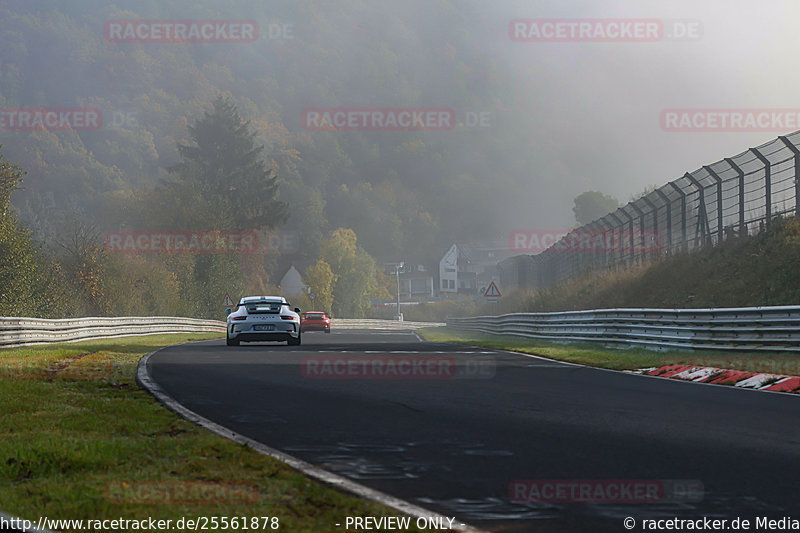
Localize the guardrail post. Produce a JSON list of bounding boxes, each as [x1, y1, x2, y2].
[[703, 165, 724, 244], [668, 182, 688, 251], [778, 135, 800, 219], [725, 157, 746, 236], [750, 147, 772, 226]]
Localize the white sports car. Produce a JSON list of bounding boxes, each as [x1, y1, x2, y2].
[[226, 296, 301, 346]]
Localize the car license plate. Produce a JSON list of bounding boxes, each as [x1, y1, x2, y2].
[[253, 325, 275, 331]]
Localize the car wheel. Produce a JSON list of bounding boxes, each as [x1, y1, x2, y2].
[[226, 333, 240, 346], [288, 331, 302, 346], [325, 328, 330, 333]]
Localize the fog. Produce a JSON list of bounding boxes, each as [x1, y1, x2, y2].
[[1, 0, 798, 272]]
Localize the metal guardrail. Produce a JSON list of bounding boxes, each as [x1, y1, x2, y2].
[[332, 319, 445, 330], [0, 317, 443, 348], [446, 305, 800, 351], [0, 316, 226, 348]]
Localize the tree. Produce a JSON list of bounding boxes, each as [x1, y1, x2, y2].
[[0, 146, 73, 317], [303, 260, 336, 314], [629, 185, 658, 203], [149, 96, 288, 318], [319, 228, 382, 318], [53, 219, 108, 315], [572, 191, 620, 226], [169, 95, 288, 230]]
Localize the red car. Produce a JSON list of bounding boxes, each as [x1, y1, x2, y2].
[[300, 311, 331, 333]]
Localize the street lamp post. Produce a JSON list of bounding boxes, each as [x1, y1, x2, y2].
[[394, 262, 404, 321]]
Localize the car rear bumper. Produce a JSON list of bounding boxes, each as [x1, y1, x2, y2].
[[229, 323, 299, 342], [232, 331, 299, 342], [300, 324, 330, 331]]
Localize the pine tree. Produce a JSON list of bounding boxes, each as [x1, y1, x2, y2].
[[170, 95, 288, 230]]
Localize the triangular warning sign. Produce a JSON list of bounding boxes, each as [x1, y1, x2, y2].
[[223, 293, 235, 307], [484, 281, 501, 299]]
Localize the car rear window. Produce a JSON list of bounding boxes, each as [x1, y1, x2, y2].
[[306, 313, 325, 319], [243, 301, 283, 313]]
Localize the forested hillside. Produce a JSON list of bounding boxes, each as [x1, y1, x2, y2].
[[0, 0, 536, 258], [0, 0, 552, 316]]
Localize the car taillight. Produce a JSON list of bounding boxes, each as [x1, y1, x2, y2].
[[232, 316, 247, 321], [280, 315, 294, 320]]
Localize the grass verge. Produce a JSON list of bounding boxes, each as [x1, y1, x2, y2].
[[417, 327, 800, 375], [0, 334, 428, 533]]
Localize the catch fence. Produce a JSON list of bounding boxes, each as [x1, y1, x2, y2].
[[508, 131, 800, 288]]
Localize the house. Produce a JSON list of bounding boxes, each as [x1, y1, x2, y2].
[[384, 262, 435, 299], [399, 263, 435, 298], [438, 240, 517, 295], [279, 265, 306, 296], [439, 245, 459, 293]]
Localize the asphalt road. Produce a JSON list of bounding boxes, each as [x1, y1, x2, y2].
[[147, 329, 800, 532]]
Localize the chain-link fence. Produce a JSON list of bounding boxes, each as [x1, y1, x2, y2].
[[503, 130, 800, 288]]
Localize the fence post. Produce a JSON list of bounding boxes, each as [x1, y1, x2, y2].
[[584, 222, 596, 270], [750, 147, 771, 226], [609, 212, 625, 268], [641, 195, 659, 258], [597, 217, 612, 269], [654, 188, 673, 253], [618, 208, 635, 266], [777, 135, 800, 219], [703, 165, 724, 244], [684, 172, 711, 246], [724, 157, 746, 236], [629, 202, 647, 263], [668, 182, 688, 251]]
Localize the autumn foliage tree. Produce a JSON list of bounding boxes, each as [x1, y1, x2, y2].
[[318, 228, 388, 318], [0, 147, 73, 317], [302, 260, 336, 314]]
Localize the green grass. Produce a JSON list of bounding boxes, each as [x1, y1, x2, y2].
[[0, 334, 428, 533], [418, 327, 800, 375], [497, 217, 800, 314]]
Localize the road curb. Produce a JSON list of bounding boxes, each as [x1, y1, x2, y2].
[[136, 341, 487, 533], [629, 364, 800, 394], [420, 328, 800, 398]]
